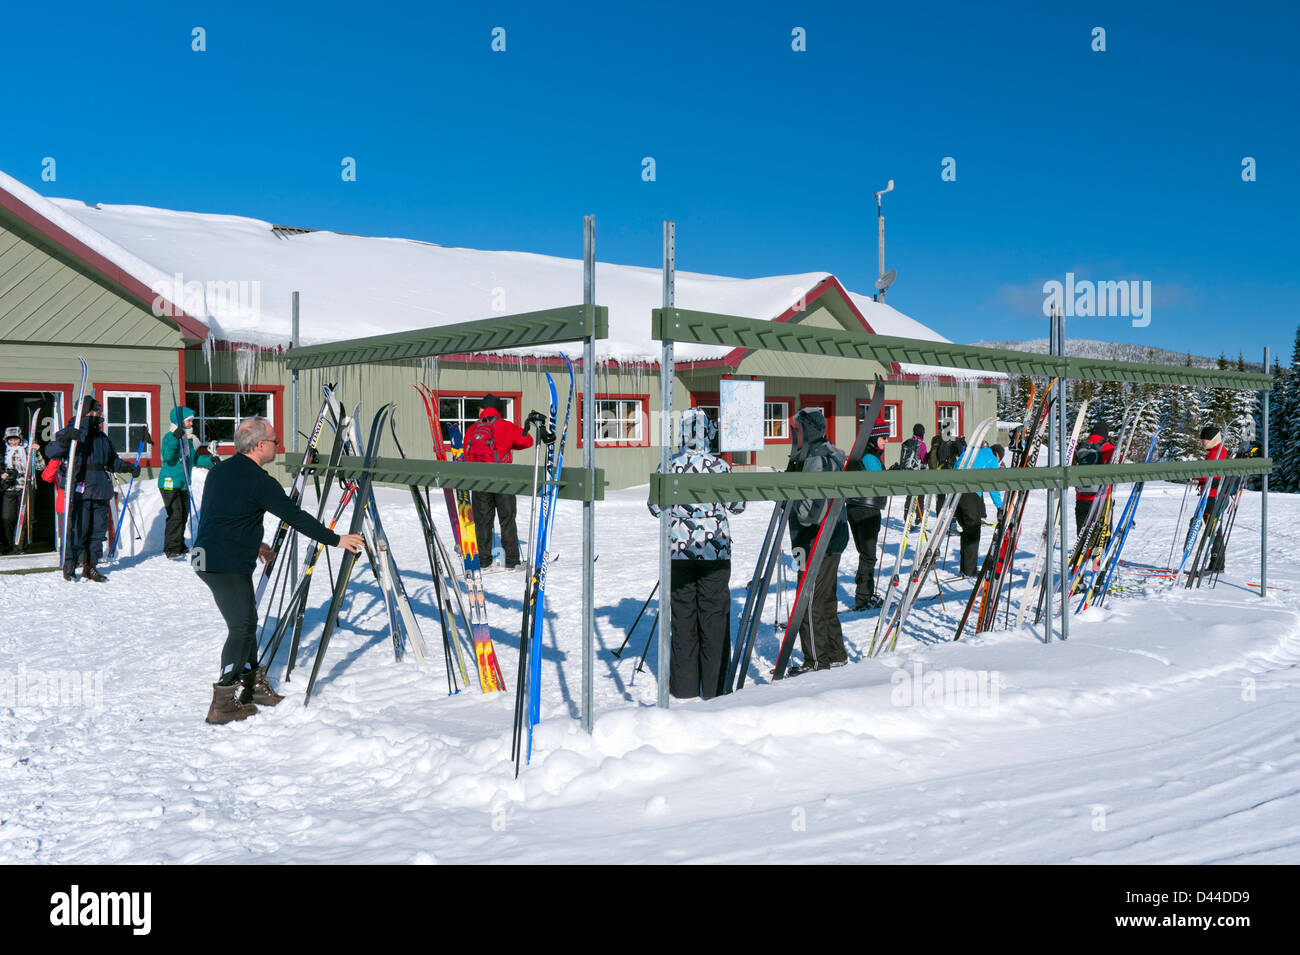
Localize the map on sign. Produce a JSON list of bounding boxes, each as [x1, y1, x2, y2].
[[720, 379, 764, 452]]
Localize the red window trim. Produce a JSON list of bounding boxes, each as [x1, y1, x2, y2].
[[578, 393, 651, 449], [859, 398, 903, 443], [93, 383, 164, 467], [935, 400, 965, 439], [764, 395, 794, 445], [184, 384, 286, 454], [798, 393, 836, 445]]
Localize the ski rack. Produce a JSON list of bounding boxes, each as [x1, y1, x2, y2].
[[649, 297, 1274, 686], [282, 254, 609, 735]]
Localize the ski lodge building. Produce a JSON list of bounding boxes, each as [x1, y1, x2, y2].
[[0, 168, 1001, 554]]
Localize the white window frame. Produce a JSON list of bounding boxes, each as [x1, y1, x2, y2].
[[187, 391, 272, 446], [437, 395, 516, 447], [882, 403, 899, 440], [595, 398, 643, 444], [764, 401, 790, 440], [102, 390, 151, 459]]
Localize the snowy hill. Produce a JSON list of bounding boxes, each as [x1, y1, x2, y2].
[[974, 338, 1265, 372], [2, 477, 1294, 863]]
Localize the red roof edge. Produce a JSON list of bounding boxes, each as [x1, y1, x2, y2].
[[0, 180, 209, 342]]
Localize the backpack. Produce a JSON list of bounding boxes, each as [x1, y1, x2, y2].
[[899, 436, 922, 470], [1074, 443, 1102, 467], [463, 417, 501, 463]]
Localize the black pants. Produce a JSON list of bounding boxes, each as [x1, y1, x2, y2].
[[955, 494, 984, 575], [1, 488, 19, 551], [472, 491, 520, 568], [162, 488, 190, 555], [669, 559, 731, 699], [846, 503, 882, 605], [797, 551, 846, 666], [1076, 496, 1113, 554], [65, 496, 110, 568], [198, 571, 258, 684]]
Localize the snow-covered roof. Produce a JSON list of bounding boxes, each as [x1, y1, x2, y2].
[[0, 169, 993, 378]]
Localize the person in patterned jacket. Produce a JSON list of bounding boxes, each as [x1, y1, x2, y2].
[[647, 408, 745, 699], [2, 426, 44, 554]]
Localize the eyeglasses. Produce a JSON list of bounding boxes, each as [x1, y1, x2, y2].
[[260, 436, 278, 446]]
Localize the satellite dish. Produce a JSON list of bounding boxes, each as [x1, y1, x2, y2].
[[875, 269, 897, 293]]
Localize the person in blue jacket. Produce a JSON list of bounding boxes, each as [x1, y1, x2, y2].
[[846, 413, 891, 610], [955, 440, 1003, 576]]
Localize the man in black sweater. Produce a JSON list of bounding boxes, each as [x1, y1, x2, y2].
[[193, 416, 363, 725]]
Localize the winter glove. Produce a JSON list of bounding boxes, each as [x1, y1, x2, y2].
[[539, 425, 556, 444], [525, 410, 548, 430], [786, 459, 803, 473], [130, 462, 141, 478], [846, 457, 865, 472]]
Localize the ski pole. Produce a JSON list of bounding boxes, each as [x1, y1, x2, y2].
[[612, 581, 659, 659], [874, 496, 893, 591], [1166, 481, 1193, 571], [634, 616, 660, 674]]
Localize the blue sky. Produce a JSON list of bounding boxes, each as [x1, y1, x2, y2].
[[2, 0, 1296, 362]]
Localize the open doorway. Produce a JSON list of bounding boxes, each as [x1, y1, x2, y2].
[[0, 388, 61, 561]]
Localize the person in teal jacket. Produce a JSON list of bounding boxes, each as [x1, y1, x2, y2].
[[159, 406, 217, 557]]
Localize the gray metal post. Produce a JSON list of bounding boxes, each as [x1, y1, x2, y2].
[[1262, 346, 1269, 598], [581, 216, 596, 732], [289, 292, 300, 588], [1043, 310, 1055, 642], [658, 222, 675, 708], [1057, 309, 1069, 641]]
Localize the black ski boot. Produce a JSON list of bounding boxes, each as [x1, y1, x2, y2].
[[62, 563, 78, 581], [82, 562, 107, 583], [853, 592, 884, 611]]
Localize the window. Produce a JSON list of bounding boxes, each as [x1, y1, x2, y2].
[[764, 400, 791, 441], [436, 394, 516, 447], [103, 391, 151, 457], [187, 391, 270, 444], [578, 394, 649, 448], [858, 399, 902, 441], [597, 398, 642, 443], [936, 401, 964, 439]]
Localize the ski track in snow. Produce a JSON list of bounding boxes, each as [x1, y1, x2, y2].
[[1, 481, 1298, 864]]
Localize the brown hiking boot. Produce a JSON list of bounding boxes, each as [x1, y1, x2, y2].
[[206, 682, 259, 725], [82, 562, 107, 582], [242, 666, 284, 706]]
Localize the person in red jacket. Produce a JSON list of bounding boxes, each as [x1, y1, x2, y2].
[[463, 394, 535, 572], [1073, 423, 1116, 534], [1195, 424, 1231, 574]]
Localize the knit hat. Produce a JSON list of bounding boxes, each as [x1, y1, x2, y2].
[[81, 396, 102, 415], [870, 414, 890, 441], [1200, 425, 1221, 442], [1091, 423, 1109, 441], [912, 423, 925, 437], [679, 407, 715, 452], [4, 426, 20, 441], [480, 394, 502, 413], [991, 443, 1005, 461]]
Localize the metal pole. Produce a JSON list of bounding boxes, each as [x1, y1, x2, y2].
[[1058, 309, 1069, 641], [581, 216, 596, 732], [1261, 346, 1269, 598], [1044, 309, 1055, 642], [289, 292, 300, 590], [658, 222, 675, 708]]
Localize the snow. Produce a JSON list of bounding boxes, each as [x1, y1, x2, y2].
[[0, 169, 990, 377], [2, 473, 1295, 863]]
